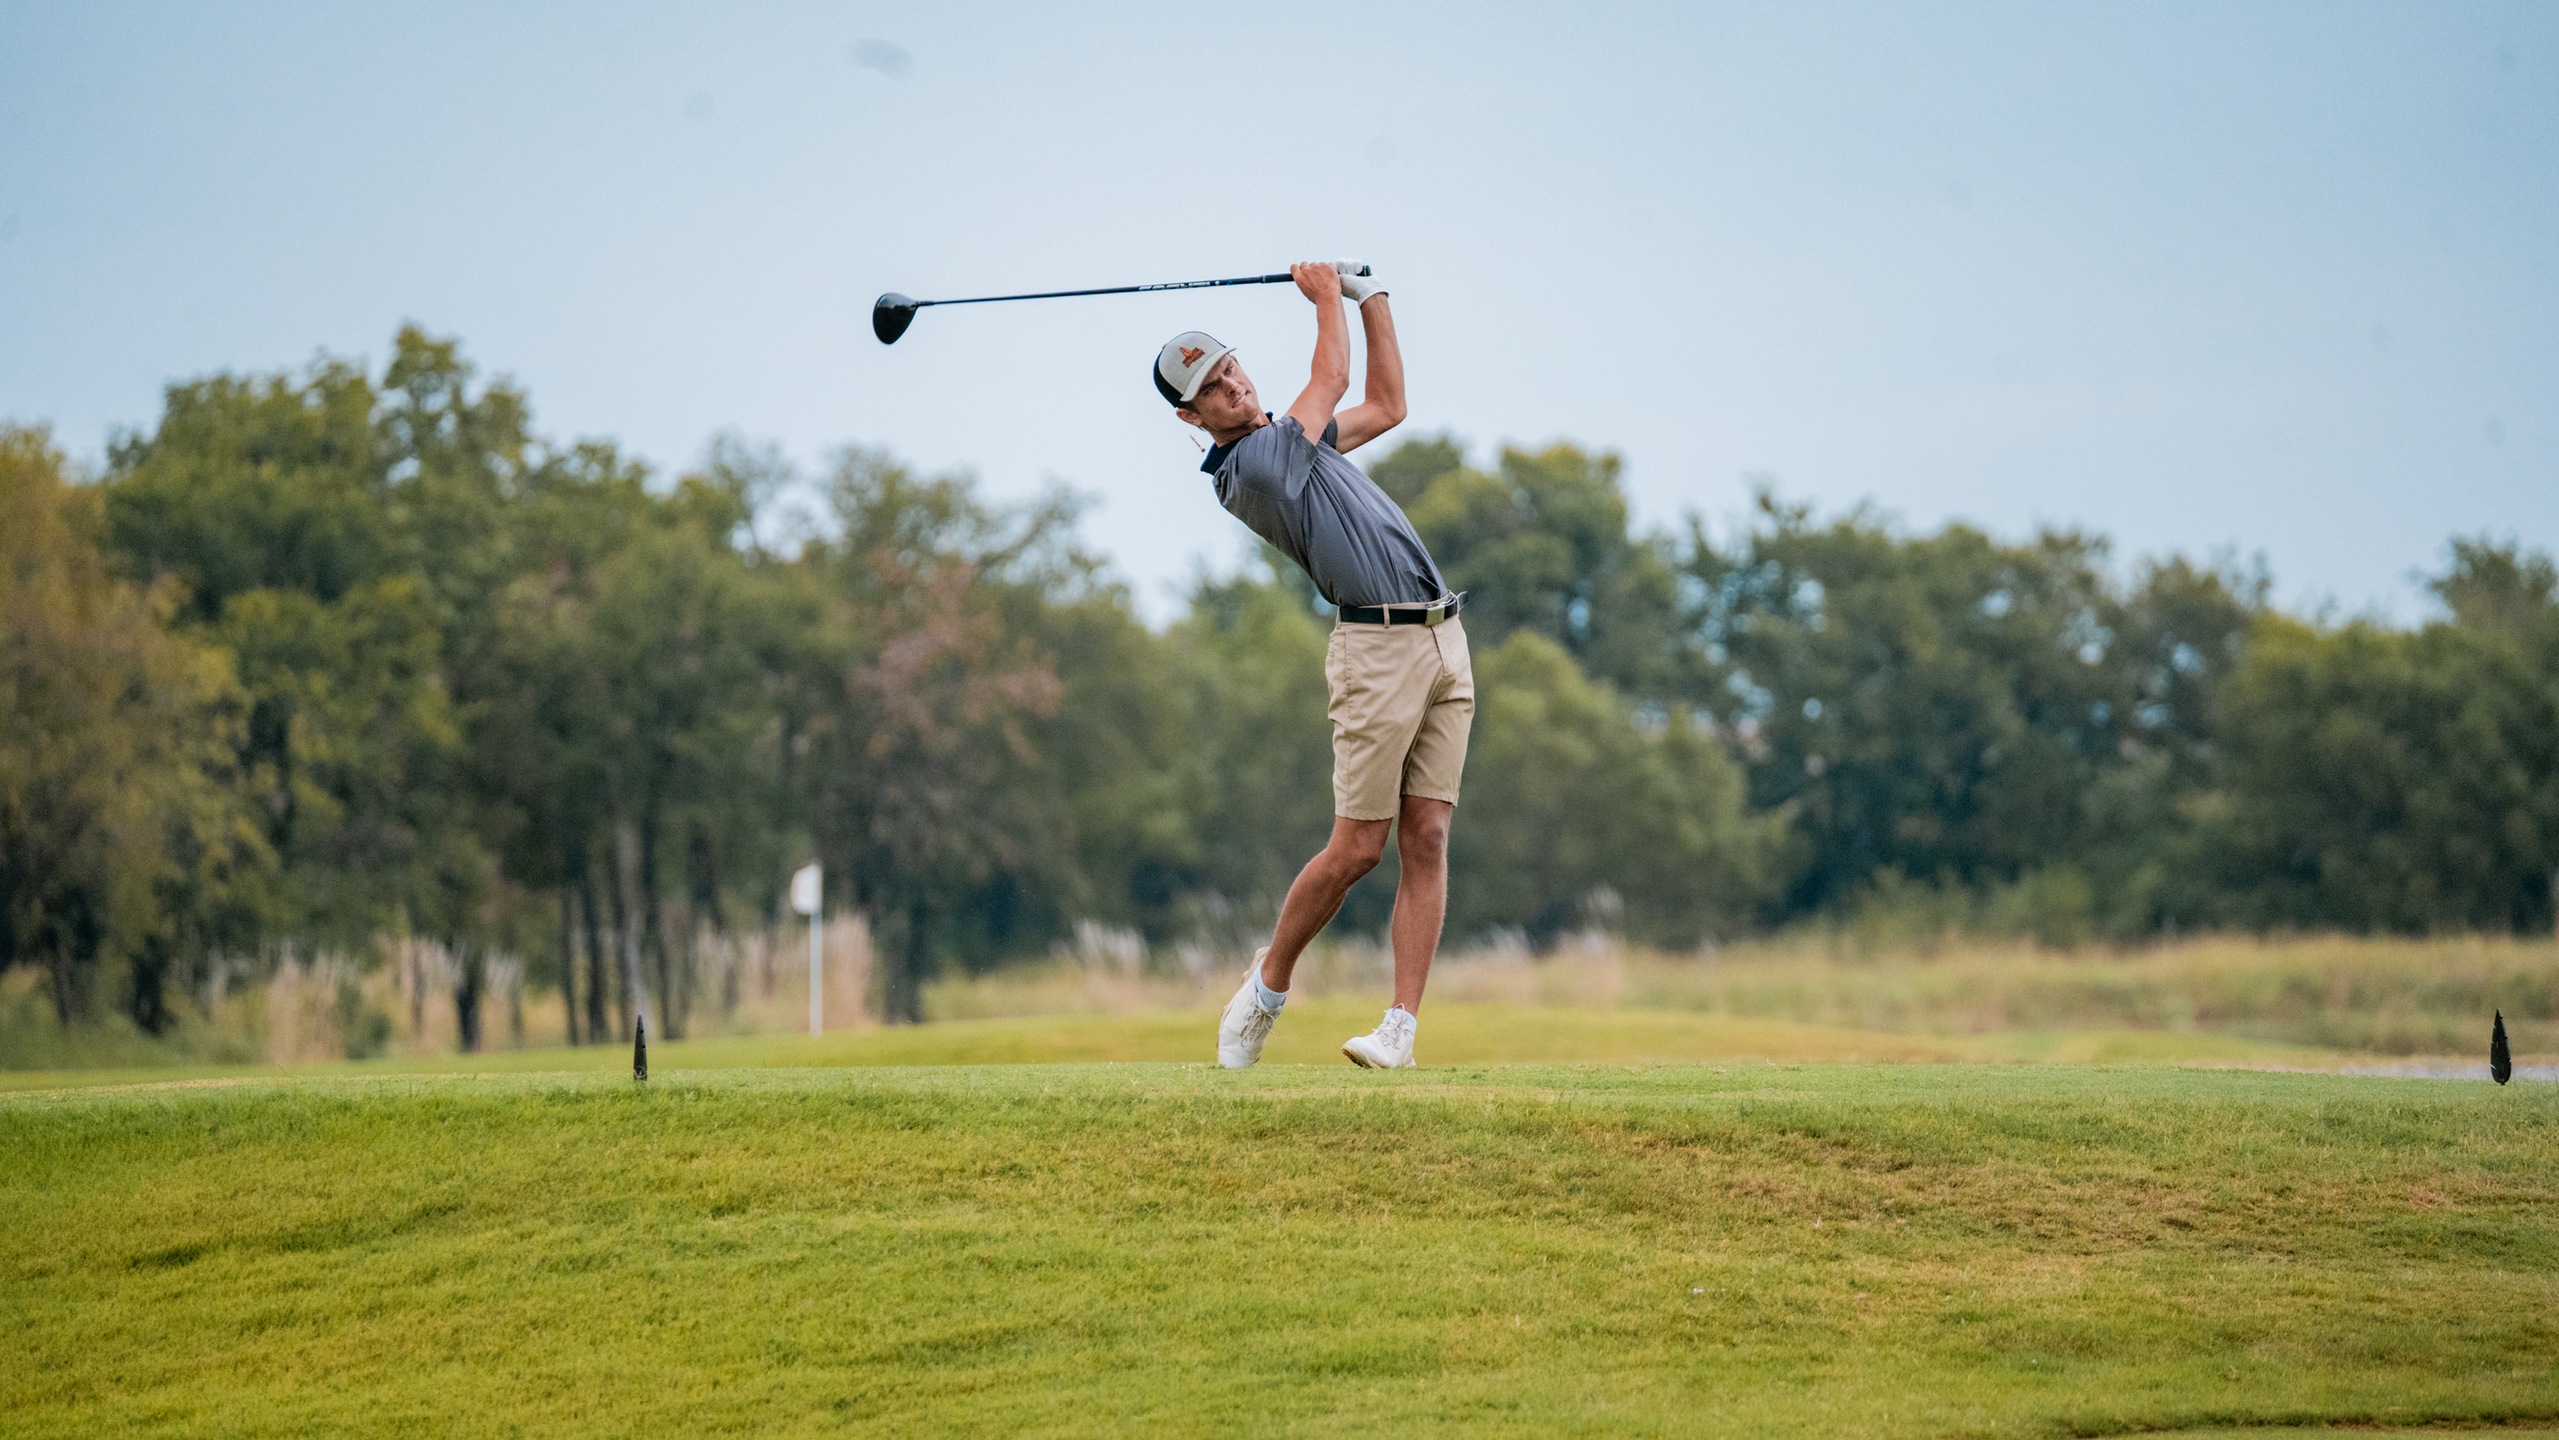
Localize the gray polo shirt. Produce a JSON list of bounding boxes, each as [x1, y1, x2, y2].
[[1203, 414, 1450, 608]]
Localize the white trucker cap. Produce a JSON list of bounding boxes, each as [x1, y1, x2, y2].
[[1153, 331, 1235, 407]]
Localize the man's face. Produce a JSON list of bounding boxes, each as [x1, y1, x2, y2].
[[1178, 354, 1260, 435]]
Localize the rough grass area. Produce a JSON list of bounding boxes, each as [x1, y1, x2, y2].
[[1611, 935, 2559, 1057], [0, 998, 2362, 1094], [11, 934, 2551, 1079], [928, 935, 2559, 1062], [5, 1063, 2554, 1437]]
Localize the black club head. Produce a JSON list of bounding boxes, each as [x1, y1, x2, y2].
[[873, 294, 920, 345]]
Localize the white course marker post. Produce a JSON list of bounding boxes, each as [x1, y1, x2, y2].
[[791, 863, 823, 1036]]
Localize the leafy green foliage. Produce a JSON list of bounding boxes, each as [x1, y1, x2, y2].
[[1687, 494, 2266, 933], [1158, 564, 1338, 928], [101, 361, 395, 621], [2207, 607, 2559, 932], [1455, 631, 1775, 943], [797, 449, 1093, 1018], [0, 428, 261, 1027], [1386, 435, 1697, 699], [7, 332, 2556, 1050]]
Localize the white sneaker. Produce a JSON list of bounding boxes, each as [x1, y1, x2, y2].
[[1342, 1007, 1418, 1069], [1216, 950, 1282, 1069]]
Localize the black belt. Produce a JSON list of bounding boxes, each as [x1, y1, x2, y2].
[[1337, 593, 1463, 627]]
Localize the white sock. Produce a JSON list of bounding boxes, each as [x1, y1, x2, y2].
[[1254, 971, 1288, 1012]]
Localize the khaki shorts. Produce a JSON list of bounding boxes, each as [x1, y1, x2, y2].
[[1324, 615, 1475, 821]]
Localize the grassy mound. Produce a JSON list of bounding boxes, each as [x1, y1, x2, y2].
[[6, 1062, 2555, 1437]]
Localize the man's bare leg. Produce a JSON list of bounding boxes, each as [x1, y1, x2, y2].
[[1258, 817, 1390, 991], [1387, 795, 1453, 1013]]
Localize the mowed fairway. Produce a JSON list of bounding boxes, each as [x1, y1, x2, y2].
[[5, 1062, 2556, 1438]]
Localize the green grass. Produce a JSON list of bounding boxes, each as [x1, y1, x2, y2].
[[6, 1060, 2555, 1437], [0, 998, 2365, 1094], [15, 933, 2551, 1080], [1616, 934, 2559, 1058]]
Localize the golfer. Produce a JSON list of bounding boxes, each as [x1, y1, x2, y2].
[[1156, 260, 1472, 1070]]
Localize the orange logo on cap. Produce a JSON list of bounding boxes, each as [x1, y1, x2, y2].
[[1180, 346, 1205, 366]]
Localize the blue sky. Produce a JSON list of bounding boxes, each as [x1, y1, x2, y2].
[[3, 1, 2551, 621]]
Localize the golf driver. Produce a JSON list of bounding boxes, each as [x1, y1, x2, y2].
[[872, 265, 1369, 344]]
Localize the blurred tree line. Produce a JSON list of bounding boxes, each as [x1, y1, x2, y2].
[[5, 330, 2554, 1041]]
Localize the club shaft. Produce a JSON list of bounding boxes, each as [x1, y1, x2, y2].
[[916, 273, 1294, 308]]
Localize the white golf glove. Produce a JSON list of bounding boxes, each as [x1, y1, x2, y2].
[[1333, 258, 1387, 305]]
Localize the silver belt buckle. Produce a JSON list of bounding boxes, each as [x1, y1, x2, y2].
[[1424, 598, 1450, 627]]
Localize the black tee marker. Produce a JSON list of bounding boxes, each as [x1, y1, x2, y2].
[[2490, 1010, 2511, 1086], [634, 1014, 649, 1082]]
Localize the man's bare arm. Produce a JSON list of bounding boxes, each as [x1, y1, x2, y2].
[[1284, 260, 1350, 437], [1331, 295, 1406, 453]]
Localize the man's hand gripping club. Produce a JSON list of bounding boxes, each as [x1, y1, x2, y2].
[[1284, 259, 1406, 455]]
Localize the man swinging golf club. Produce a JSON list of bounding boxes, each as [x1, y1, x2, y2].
[[1158, 260, 1472, 1070]]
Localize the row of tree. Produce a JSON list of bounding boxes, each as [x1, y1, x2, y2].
[[5, 329, 2554, 1041]]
